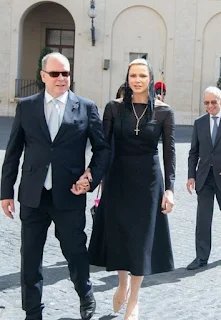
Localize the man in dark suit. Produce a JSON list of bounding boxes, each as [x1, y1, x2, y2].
[[0, 52, 110, 319], [186, 86, 221, 270]]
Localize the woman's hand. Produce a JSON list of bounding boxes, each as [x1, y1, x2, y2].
[[161, 190, 174, 214]]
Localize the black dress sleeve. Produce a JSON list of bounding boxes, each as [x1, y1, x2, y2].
[[161, 108, 176, 192], [87, 101, 111, 191], [103, 101, 114, 144]]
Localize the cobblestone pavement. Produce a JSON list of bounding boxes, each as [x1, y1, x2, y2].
[[0, 118, 221, 320]]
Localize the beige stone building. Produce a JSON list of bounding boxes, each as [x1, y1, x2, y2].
[[1, 0, 221, 124]]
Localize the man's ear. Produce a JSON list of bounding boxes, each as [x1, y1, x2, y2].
[[40, 70, 46, 83]]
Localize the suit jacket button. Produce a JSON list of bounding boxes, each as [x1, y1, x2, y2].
[[46, 165, 49, 169]]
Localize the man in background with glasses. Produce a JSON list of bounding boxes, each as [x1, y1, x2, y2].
[[186, 86, 221, 270], [0, 52, 110, 319]]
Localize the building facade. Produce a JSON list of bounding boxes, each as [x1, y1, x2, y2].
[[1, 0, 221, 124]]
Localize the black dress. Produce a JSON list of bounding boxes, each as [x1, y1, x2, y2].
[[88, 100, 175, 276]]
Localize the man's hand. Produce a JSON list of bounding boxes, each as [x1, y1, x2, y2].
[[70, 168, 93, 195], [1, 199, 15, 219], [186, 178, 195, 194], [161, 190, 174, 214]]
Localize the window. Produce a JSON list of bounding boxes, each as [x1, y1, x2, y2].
[[46, 29, 75, 89], [46, 29, 75, 49], [129, 53, 148, 62]]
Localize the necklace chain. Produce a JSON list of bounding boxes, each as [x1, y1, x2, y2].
[[131, 102, 148, 135]]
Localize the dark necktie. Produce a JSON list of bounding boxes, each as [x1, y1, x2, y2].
[[211, 116, 218, 146]]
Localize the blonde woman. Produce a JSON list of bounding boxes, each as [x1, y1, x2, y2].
[[82, 59, 175, 319]]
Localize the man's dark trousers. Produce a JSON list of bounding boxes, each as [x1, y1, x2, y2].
[[196, 168, 221, 262], [21, 188, 91, 319]]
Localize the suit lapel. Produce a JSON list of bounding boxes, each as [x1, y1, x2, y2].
[[35, 91, 51, 142], [62, 91, 79, 124], [214, 118, 221, 147], [54, 90, 80, 141], [201, 114, 213, 148], [203, 113, 221, 148]]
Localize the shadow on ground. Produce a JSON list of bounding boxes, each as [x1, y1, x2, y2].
[[91, 259, 221, 292], [58, 318, 80, 320], [1, 259, 221, 293], [57, 315, 117, 320]]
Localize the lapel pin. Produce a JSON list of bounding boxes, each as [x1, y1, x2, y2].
[[72, 104, 79, 112]]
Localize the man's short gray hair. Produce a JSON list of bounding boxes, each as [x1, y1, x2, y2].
[[41, 52, 70, 70], [204, 86, 221, 100]]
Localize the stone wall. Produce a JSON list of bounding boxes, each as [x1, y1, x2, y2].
[[1, 0, 221, 123]]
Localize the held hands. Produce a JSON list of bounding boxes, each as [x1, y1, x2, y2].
[[186, 178, 195, 194], [70, 168, 93, 195], [1, 199, 15, 219], [161, 190, 174, 214]]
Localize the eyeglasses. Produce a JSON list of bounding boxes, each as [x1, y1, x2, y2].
[[42, 70, 71, 78], [203, 100, 218, 106]]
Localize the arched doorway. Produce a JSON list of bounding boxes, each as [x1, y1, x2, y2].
[[201, 13, 221, 113], [110, 6, 167, 100], [16, 2, 75, 97]]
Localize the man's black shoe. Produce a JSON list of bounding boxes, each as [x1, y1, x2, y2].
[[80, 293, 96, 320], [186, 258, 207, 270]]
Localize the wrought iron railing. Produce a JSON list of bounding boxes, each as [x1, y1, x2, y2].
[[15, 79, 40, 97]]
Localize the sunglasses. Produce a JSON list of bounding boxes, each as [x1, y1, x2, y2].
[[42, 70, 71, 78], [203, 100, 218, 106]]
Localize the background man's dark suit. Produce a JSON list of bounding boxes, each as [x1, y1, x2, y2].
[[0, 90, 110, 318], [187, 94, 221, 270]]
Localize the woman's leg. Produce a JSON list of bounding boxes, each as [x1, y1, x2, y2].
[[124, 275, 143, 320], [113, 270, 130, 312]]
